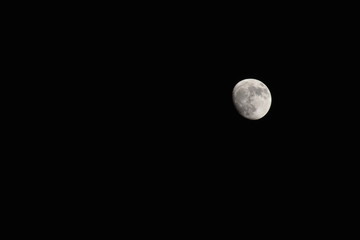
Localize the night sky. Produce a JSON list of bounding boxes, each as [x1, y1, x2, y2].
[[6, 2, 359, 235], [79, 3, 359, 185]]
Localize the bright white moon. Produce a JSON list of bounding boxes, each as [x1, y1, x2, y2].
[[232, 78, 272, 120]]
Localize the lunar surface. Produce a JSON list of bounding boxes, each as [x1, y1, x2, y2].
[[232, 78, 272, 120]]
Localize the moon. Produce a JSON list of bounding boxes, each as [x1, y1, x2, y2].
[[232, 78, 272, 120]]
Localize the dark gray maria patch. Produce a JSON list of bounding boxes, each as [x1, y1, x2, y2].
[[238, 102, 256, 117], [248, 86, 264, 97], [235, 89, 248, 102]]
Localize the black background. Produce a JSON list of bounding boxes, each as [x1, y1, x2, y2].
[[68, 3, 359, 219], [105, 4, 359, 230], [57, 3, 358, 196], [8, 2, 358, 232], [96, 4, 358, 170]]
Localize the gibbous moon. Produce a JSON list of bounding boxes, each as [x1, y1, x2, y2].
[[232, 78, 272, 120]]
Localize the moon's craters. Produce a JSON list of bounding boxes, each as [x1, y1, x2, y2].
[[232, 79, 272, 120], [248, 85, 269, 99], [235, 88, 249, 102], [249, 86, 263, 96]]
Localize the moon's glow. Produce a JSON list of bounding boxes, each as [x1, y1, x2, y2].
[[232, 79, 272, 120]]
